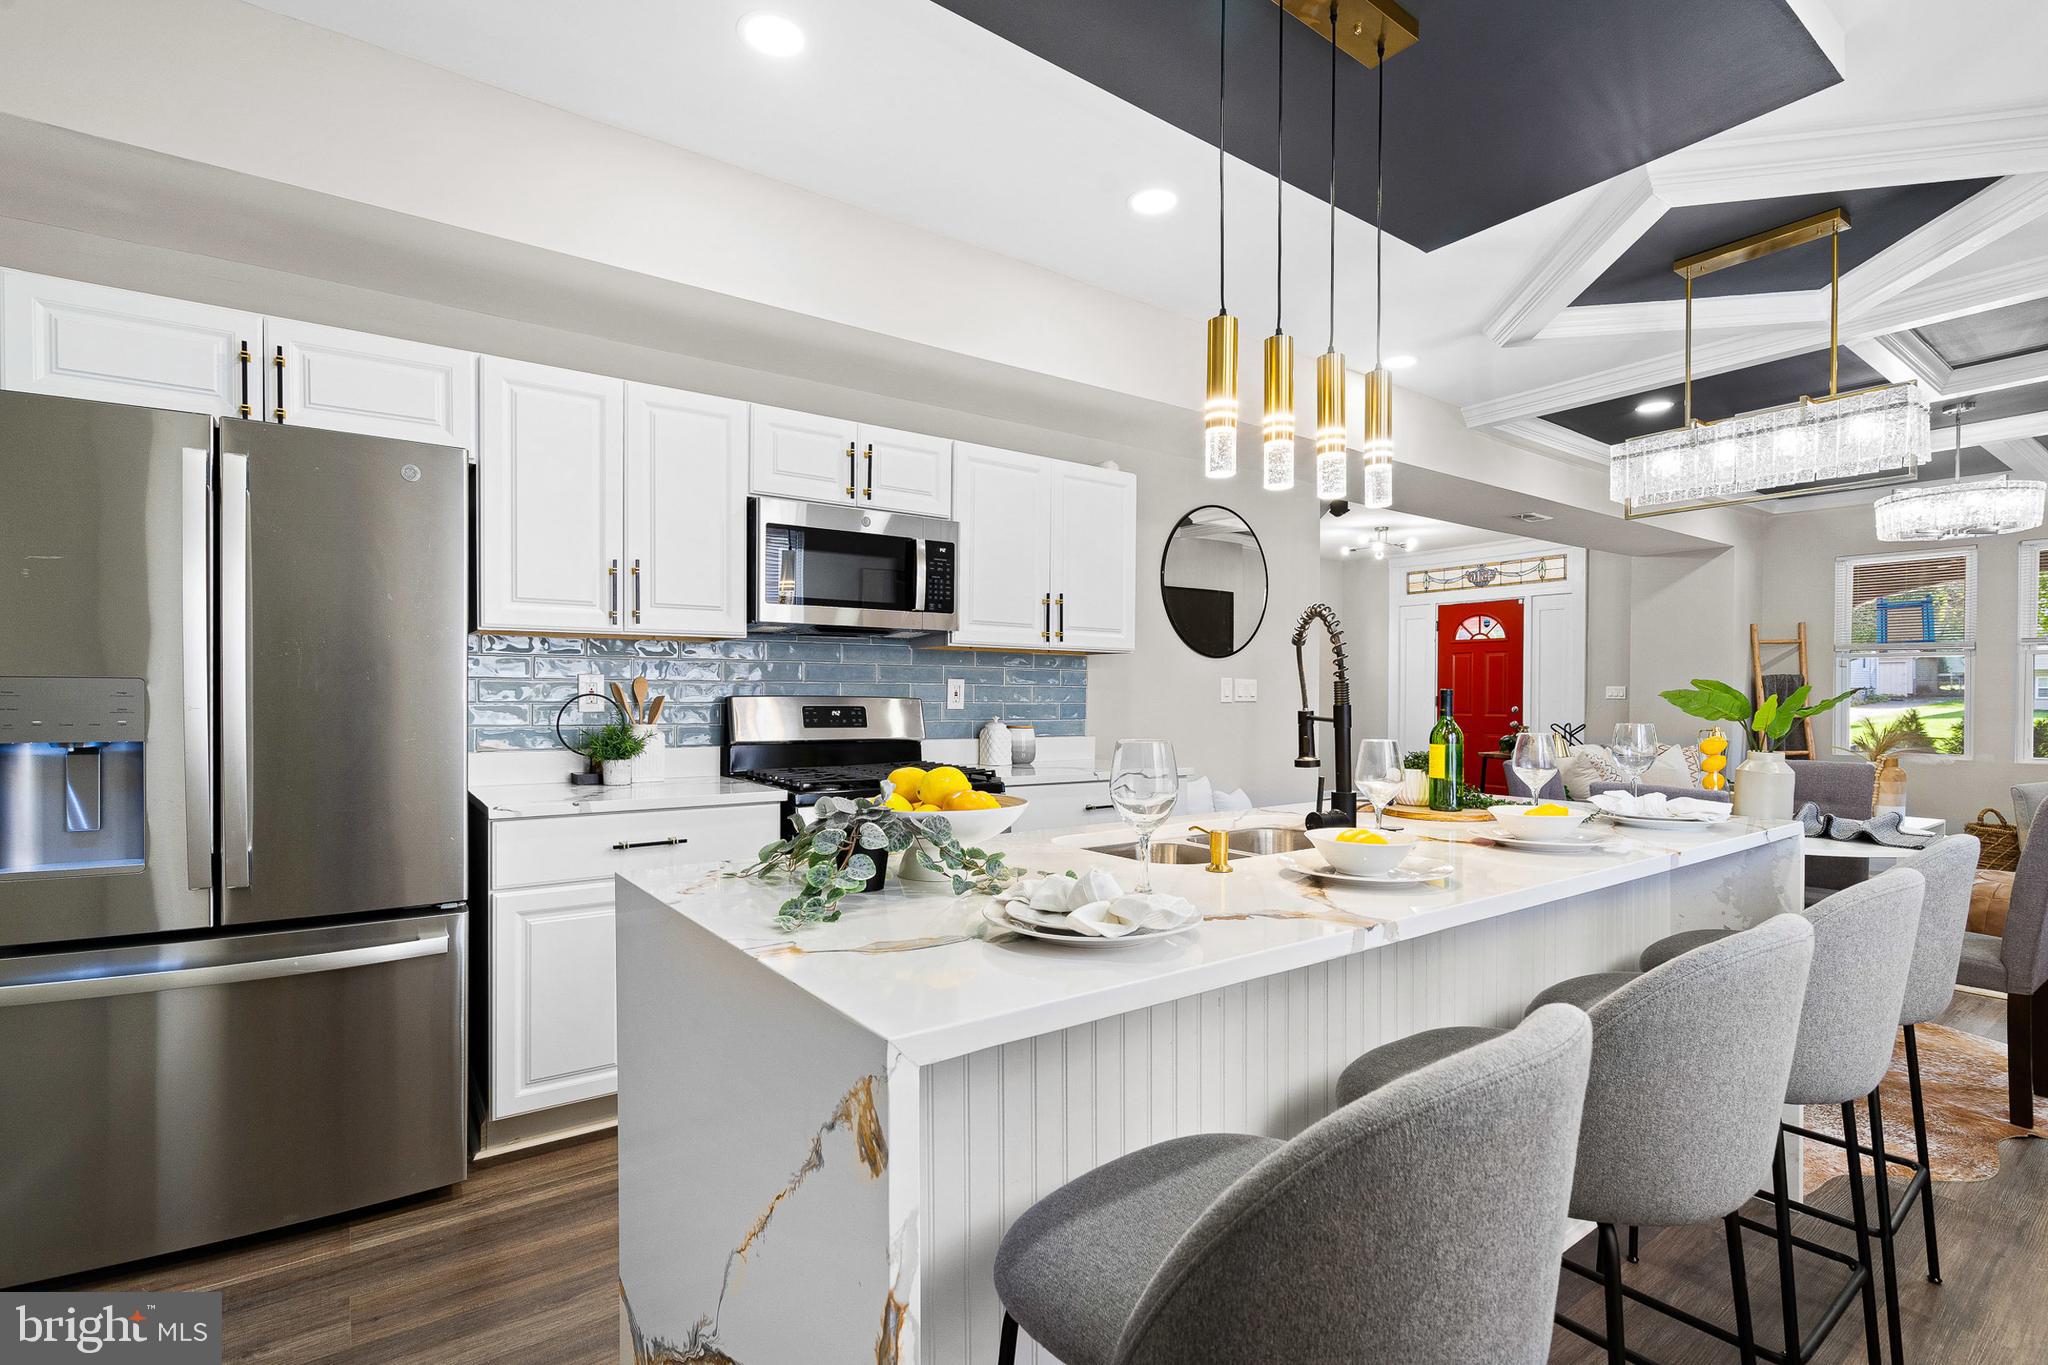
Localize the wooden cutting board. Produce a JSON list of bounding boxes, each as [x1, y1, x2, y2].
[[1384, 802, 1497, 823]]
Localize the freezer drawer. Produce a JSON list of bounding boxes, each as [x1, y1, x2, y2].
[[0, 911, 467, 1286]]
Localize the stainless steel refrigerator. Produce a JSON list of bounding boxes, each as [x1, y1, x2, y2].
[[0, 391, 469, 1285]]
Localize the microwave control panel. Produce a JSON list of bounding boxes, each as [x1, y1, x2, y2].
[[924, 542, 955, 613]]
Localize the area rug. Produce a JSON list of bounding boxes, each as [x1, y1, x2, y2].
[[1802, 1023, 2039, 1190]]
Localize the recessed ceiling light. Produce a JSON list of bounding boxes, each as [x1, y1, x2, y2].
[[1128, 187, 1179, 216], [1635, 396, 1675, 416], [740, 13, 805, 57], [1382, 355, 1417, 371]]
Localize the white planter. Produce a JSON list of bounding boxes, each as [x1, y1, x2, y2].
[[602, 759, 636, 786], [1732, 751, 1795, 822], [1399, 770, 1429, 805], [632, 724, 665, 783]]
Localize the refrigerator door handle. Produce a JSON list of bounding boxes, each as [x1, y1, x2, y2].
[[182, 445, 213, 890], [0, 929, 448, 1008], [220, 449, 253, 891]]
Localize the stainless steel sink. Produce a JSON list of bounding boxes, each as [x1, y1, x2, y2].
[[1222, 827, 1314, 855], [1089, 841, 1213, 864]]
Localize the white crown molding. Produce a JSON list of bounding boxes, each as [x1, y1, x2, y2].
[[1536, 290, 1818, 340], [1845, 334, 1929, 388], [1460, 325, 1825, 429], [1841, 172, 2048, 314], [1849, 255, 2048, 337], [1784, 0, 1847, 74], [1869, 329, 1954, 393], [1963, 409, 2048, 444], [1649, 105, 2048, 204], [1488, 417, 1613, 467], [1944, 347, 2048, 400], [1482, 170, 1667, 347], [1984, 436, 2048, 482]]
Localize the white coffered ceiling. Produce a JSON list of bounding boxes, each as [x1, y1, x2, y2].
[[210, 0, 2048, 478]]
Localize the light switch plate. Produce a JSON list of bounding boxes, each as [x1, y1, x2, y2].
[[580, 673, 604, 712], [947, 678, 966, 711], [1234, 678, 1258, 702], [1605, 685, 1627, 700], [1219, 678, 1235, 704]]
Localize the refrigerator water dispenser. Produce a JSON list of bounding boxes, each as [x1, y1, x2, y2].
[[0, 677, 146, 877]]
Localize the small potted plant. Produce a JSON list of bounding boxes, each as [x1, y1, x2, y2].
[[734, 796, 1018, 930], [1845, 713, 1934, 815], [1658, 679, 1859, 820], [582, 721, 648, 786]]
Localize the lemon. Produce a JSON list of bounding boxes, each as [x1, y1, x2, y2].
[[1527, 803, 1572, 816], [1698, 735, 1729, 755], [913, 802, 941, 813], [1334, 829, 1387, 845], [919, 766, 971, 806], [943, 789, 998, 812], [1701, 755, 1727, 773], [882, 793, 912, 812], [886, 767, 927, 803]]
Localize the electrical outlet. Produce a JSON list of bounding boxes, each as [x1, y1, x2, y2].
[[1234, 678, 1258, 702], [580, 673, 604, 712], [1605, 685, 1627, 701], [946, 677, 966, 711], [1219, 677, 1235, 704]]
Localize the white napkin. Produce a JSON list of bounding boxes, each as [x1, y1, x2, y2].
[[1214, 787, 1254, 812], [998, 871, 1200, 938], [1589, 791, 1730, 823]]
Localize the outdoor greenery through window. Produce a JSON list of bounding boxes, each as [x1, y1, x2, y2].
[[2023, 540, 2048, 759], [1834, 549, 1974, 758]]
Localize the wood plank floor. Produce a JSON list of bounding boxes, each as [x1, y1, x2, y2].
[[54, 990, 2045, 1363]]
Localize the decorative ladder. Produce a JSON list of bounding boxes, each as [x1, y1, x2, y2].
[[1750, 622, 1814, 758]]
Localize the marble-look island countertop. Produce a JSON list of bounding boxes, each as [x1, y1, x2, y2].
[[631, 807, 1804, 1066]]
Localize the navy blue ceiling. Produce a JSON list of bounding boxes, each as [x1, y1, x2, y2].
[[1575, 181, 1996, 306], [926, 0, 1839, 251], [1544, 349, 1885, 447], [1949, 379, 2048, 425]]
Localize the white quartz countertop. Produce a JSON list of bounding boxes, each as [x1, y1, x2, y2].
[[470, 774, 782, 820], [992, 764, 1106, 787], [625, 807, 1803, 1065]]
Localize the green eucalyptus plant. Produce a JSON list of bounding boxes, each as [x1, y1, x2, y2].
[[734, 795, 1019, 930], [1658, 678, 1861, 753], [581, 721, 647, 764]]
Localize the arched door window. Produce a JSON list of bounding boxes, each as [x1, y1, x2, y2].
[[1454, 614, 1505, 641]]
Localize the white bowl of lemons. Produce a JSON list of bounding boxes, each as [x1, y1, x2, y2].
[[1304, 825, 1419, 876], [881, 767, 1028, 872], [1488, 801, 1593, 840]]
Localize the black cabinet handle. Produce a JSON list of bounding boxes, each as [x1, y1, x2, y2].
[[237, 341, 252, 418], [1056, 593, 1065, 642], [1041, 594, 1051, 642], [612, 836, 690, 851], [272, 345, 286, 422], [1082, 802, 1114, 812], [864, 443, 874, 500]]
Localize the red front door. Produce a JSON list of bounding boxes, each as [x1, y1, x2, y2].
[[1437, 599, 1524, 789]]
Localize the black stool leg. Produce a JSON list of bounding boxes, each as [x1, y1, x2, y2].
[[998, 1311, 1018, 1365], [1868, 1088, 1906, 1365], [1770, 1139, 1803, 1362], [1628, 1224, 1639, 1264], [1842, 1102, 1883, 1365], [1725, 1212, 1759, 1365], [1598, 1223, 1626, 1365], [1903, 1024, 1941, 1285]]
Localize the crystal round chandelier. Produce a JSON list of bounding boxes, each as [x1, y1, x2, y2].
[[1874, 400, 2046, 541]]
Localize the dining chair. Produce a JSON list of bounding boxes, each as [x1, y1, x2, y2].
[[1958, 804, 2048, 1127]]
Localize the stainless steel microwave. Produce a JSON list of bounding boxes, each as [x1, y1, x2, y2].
[[749, 496, 959, 636]]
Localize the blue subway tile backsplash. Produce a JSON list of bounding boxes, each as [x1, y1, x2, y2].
[[466, 634, 1087, 752]]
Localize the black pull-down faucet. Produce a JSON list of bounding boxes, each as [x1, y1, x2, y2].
[[1291, 603, 1357, 828]]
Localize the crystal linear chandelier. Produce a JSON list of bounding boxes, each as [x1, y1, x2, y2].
[[1609, 209, 1931, 517], [1875, 400, 2046, 541]]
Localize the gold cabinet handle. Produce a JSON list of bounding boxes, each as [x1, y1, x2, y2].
[[608, 559, 620, 623], [846, 443, 858, 498]]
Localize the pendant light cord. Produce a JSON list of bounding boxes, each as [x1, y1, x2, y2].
[[1374, 33, 1385, 367], [1327, 4, 1338, 352], [1217, 0, 1226, 315], [1274, 0, 1284, 337]]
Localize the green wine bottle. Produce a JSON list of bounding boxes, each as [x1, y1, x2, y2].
[[1427, 687, 1464, 811]]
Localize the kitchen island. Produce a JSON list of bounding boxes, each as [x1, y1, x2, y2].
[[616, 809, 1803, 1365]]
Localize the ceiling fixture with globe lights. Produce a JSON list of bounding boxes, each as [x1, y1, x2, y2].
[[1356, 524, 1419, 559], [1608, 209, 1931, 518], [1874, 400, 2046, 542]]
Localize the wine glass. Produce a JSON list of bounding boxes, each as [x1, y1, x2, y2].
[[1610, 723, 1660, 798], [1354, 738, 1404, 830], [1509, 730, 1566, 803], [1110, 739, 1179, 893]]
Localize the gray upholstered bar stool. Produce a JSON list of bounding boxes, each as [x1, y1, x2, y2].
[[1639, 868, 1926, 1365], [991, 1006, 1594, 1365], [1338, 915, 1817, 1365]]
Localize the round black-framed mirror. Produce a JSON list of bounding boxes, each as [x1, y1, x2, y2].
[[1160, 505, 1268, 659]]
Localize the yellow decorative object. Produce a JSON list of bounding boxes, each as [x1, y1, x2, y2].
[[882, 793, 913, 812], [1698, 728, 1729, 791], [943, 789, 999, 812], [913, 803, 941, 813], [886, 766, 927, 802], [1334, 829, 1389, 844], [1526, 803, 1572, 817], [919, 766, 970, 806]]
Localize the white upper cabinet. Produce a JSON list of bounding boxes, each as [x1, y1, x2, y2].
[[951, 443, 1057, 649], [750, 404, 951, 515], [624, 382, 748, 637], [1, 270, 260, 417], [749, 404, 859, 504], [476, 356, 625, 635], [1050, 463, 1137, 652], [264, 317, 476, 449], [858, 422, 952, 516]]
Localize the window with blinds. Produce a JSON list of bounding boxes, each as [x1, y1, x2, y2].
[[2023, 540, 2048, 643], [1835, 550, 1974, 649]]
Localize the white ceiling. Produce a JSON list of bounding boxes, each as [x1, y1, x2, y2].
[[1318, 507, 1506, 561], [243, 0, 2048, 460]]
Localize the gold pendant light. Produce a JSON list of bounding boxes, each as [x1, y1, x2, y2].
[[1262, 0, 1296, 491], [1203, 0, 1239, 479], [1359, 30, 1394, 508], [1314, 4, 1347, 500]]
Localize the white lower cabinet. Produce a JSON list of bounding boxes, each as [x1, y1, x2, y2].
[[481, 799, 778, 1123], [1006, 781, 1118, 833]]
